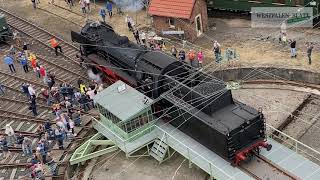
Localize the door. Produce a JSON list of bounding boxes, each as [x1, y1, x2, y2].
[[195, 14, 203, 36]]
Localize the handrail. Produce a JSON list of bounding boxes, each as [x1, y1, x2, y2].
[[266, 123, 320, 163], [154, 125, 235, 180], [93, 118, 234, 179]]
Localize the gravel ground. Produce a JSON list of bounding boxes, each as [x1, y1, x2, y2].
[[232, 88, 308, 128], [90, 150, 207, 180]]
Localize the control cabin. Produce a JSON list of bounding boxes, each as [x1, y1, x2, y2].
[[94, 80, 155, 142]]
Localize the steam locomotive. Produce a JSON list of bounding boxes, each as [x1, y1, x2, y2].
[[71, 21, 272, 164]]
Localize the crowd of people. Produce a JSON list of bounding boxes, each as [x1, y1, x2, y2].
[[1, 32, 107, 179]]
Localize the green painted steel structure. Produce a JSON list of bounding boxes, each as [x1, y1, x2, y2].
[[70, 133, 118, 165]]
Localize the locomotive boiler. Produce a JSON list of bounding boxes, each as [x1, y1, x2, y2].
[[71, 21, 272, 164]]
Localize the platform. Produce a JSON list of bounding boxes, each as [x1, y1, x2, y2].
[[260, 139, 320, 179], [93, 117, 320, 179]]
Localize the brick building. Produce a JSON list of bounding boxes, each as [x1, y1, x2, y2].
[[148, 0, 208, 42]]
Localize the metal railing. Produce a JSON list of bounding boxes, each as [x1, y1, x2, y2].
[[155, 125, 236, 180], [266, 123, 320, 164]]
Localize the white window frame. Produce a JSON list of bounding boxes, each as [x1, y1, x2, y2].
[[168, 18, 175, 28], [195, 14, 203, 37]]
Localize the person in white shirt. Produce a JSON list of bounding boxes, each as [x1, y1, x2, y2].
[[28, 85, 36, 97]]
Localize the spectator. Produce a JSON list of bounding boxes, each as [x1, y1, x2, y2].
[[73, 110, 81, 126], [32, 162, 45, 180], [28, 85, 36, 97], [22, 42, 30, 57], [15, 133, 24, 147], [20, 55, 29, 73], [79, 94, 90, 111], [106, 1, 113, 18], [67, 0, 74, 9], [44, 120, 52, 132], [39, 65, 46, 79], [31, 0, 37, 9], [79, 82, 87, 94], [99, 8, 106, 22], [46, 153, 58, 176], [12, 30, 21, 47], [85, 0, 90, 12], [213, 41, 221, 63], [8, 45, 16, 56], [0, 82, 5, 96], [30, 95, 38, 116], [80, 0, 86, 14], [125, 15, 134, 32], [29, 53, 38, 73], [55, 127, 64, 150], [290, 39, 296, 58], [38, 141, 47, 164], [171, 45, 177, 57], [134, 29, 140, 44], [178, 50, 186, 62], [35, 65, 41, 78], [74, 90, 81, 104], [140, 31, 146, 45], [188, 49, 196, 67], [5, 124, 16, 146], [306, 43, 313, 65], [49, 37, 63, 56], [47, 72, 56, 89], [41, 88, 52, 106], [86, 87, 96, 100], [4, 55, 16, 73], [36, 124, 45, 140], [0, 136, 10, 160], [22, 136, 33, 157], [21, 83, 30, 99], [69, 119, 76, 136], [197, 50, 204, 69]]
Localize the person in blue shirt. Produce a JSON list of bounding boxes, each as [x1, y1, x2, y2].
[[99, 8, 106, 22], [4, 55, 15, 73], [106, 1, 113, 18], [20, 55, 29, 73]]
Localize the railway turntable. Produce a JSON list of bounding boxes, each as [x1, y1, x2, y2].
[[71, 80, 320, 179]]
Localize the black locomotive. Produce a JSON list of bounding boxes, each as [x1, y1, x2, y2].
[[71, 21, 272, 164]]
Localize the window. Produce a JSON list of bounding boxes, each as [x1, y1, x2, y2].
[[168, 18, 175, 28]]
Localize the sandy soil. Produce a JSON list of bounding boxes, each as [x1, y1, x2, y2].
[[1, 0, 319, 74], [232, 88, 308, 128], [195, 18, 320, 72]]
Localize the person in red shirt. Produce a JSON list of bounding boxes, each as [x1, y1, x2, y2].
[[39, 66, 46, 77], [49, 38, 63, 56], [188, 49, 196, 67]]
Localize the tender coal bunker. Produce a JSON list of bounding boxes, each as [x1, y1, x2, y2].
[[75, 22, 272, 164]]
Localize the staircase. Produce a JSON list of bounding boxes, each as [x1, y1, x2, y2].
[[150, 138, 169, 163]]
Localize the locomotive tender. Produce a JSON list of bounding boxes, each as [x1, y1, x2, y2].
[[71, 22, 272, 164]]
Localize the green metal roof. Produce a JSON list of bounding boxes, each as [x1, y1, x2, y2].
[[94, 81, 153, 121]]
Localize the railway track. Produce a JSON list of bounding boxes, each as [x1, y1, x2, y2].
[[0, 8, 96, 179], [240, 154, 298, 180]]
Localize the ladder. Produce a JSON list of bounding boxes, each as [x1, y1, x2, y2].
[[150, 138, 170, 163]]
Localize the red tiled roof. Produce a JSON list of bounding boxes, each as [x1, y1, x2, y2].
[[148, 0, 195, 19]]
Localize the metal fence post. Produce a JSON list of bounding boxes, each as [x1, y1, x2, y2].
[[187, 148, 192, 168], [209, 163, 213, 180]]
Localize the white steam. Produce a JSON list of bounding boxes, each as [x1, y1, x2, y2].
[[88, 69, 102, 84], [112, 0, 147, 12]]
